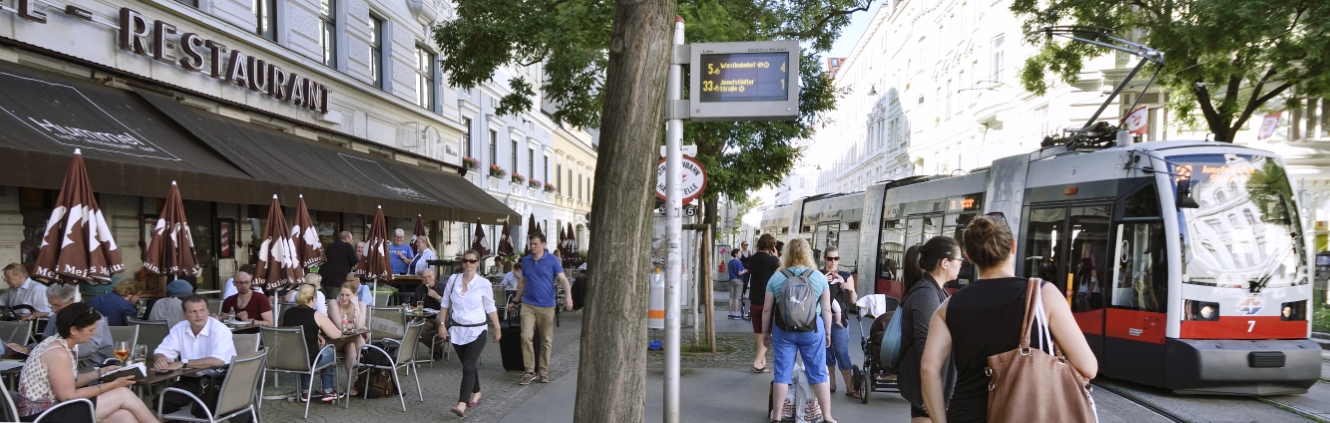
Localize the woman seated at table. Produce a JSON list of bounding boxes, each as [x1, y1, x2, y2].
[[16, 302, 160, 422], [327, 281, 368, 396], [408, 236, 437, 276], [281, 284, 345, 403], [283, 274, 327, 314]]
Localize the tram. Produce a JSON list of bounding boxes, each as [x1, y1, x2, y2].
[[766, 137, 1321, 395]]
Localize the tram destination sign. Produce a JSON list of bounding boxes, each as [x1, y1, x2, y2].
[[688, 40, 799, 122]]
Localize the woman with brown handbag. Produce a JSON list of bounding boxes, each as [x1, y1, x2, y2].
[[919, 214, 1098, 422]]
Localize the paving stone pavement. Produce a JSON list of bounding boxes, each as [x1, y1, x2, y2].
[[242, 309, 585, 422]]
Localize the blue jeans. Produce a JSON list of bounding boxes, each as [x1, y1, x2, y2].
[[771, 316, 829, 385], [299, 349, 336, 393], [825, 323, 852, 371]]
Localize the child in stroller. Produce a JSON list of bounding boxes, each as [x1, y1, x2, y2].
[[850, 294, 900, 404]]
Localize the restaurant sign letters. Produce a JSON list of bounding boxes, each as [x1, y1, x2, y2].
[[6, 3, 330, 114]]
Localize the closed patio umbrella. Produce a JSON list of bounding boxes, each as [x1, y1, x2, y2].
[[527, 213, 540, 240], [356, 206, 393, 289], [255, 195, 301, 291], [470, 218, 491, 257], [497, 221, 515, 258], [412, 214, 427, 255], [142, 181, 200, 280], [33, 149, 124, 285], [291, 194, 326, 269]]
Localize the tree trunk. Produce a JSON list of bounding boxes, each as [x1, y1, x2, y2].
[[572, 1, 675, 421], [703, 198, 718, 352]]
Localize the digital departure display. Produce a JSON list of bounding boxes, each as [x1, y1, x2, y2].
[[698, 52, 790, 103]]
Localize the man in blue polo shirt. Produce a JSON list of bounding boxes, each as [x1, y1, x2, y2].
[[508, 233, 573, 385]]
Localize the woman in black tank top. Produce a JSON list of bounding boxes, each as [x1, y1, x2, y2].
[[919, 215, 1098, 423], [280, 284, 345, 403]]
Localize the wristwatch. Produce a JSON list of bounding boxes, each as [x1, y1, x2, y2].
[[181, 358, 189, 367]]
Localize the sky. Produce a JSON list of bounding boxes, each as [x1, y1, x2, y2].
[[827, 6, 877, 64]]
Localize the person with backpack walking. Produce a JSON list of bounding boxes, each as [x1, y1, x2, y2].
[[821, 247, 859, 399], [899, 236, 961, 422], [920, 215, 1097, 422], [762, 238, 837, 423]]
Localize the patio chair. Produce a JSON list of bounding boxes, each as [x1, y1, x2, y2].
[[0, 320, 32, 346], [205, 298, 223, 316], [367, 306, 405, 344], [156, 348, 268, 423], [349, 321, 424, 411], [127, 318, 170, 355], [33, 398, 95, 423], [233, 333, 260, 354], [0, 378, 18, 422], [108, 325, 139, 351], [258, 326, 338, 418], [374, 291, 392, 307]]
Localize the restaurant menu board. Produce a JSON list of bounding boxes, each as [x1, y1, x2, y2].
[[698, 52, 790, 103]]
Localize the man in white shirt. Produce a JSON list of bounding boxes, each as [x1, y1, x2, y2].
[[0, 263, 50, 321], [154, 295, 241, 421]]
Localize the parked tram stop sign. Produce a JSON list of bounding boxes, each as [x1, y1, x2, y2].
[[655, 155, 707, 205]]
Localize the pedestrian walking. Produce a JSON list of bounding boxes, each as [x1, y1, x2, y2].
[[727, 249, 748, 319], [898, 236, 960, 422], [746, 234, 781, 373], [438, 250, 502, 417], [921, 215, 1097, 422], [319, 231, 359, 298], [762, 238, 837, 423], [507, 233, 573, 385], [821, 247, 859, 399]]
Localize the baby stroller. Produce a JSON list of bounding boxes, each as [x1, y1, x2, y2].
[[850, 294, 900, 404]]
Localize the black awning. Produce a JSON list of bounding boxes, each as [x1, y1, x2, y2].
[[137, 91, 518, 223], [0, 60, 265, 202]]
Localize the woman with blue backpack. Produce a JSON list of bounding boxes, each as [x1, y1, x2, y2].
[[762, 238, 837, 423], [898, 237, 962, 422]]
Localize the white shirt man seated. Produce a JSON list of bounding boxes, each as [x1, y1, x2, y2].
[[0, 263, 50, 321], [153, 295, 241, 420]]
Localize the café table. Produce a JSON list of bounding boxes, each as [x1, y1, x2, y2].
[[226, 321, 262, 334]]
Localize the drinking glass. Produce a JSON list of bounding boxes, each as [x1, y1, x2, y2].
[[114, 341, 129, 362], [416, 300, 424, 311], [135, 345, 148, 365]]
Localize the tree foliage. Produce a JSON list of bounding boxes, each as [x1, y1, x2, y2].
[[1011, 0, 1330, 142], [436, 0, 864, 204]]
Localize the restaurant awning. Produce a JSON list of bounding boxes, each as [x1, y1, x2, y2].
[[0, 60, 517, 223], [137, 91, 517, 224]]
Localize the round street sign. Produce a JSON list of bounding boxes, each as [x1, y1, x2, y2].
[[655, 155, 707, 204]]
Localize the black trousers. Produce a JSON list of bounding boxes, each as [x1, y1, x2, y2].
[[451, 330, 487, 404], [160, 380, 253, 423]]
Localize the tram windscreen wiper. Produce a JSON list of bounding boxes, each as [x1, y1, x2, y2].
[[1248, 234, 1297, 294]]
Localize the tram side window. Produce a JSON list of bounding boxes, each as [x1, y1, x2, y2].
[[879, 219, 904, 280], [1111, 222, 1168, 312], [1024, 208, 1066, 284], [1123, 185, 1160, 218]]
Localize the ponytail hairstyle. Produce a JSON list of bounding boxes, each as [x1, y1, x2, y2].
[[900, 245, 922, 299], [918, 236, 960, 272], [963, 215, 1015, 270]]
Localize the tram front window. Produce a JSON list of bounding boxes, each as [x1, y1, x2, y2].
[[1171, 154, 1307, 289]]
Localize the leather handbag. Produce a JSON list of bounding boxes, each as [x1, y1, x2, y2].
[[985, 279, 1097, 422]]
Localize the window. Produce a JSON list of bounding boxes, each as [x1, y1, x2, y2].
[[463, 118, 473, 158], [945, 80, 952, 117], [543, 156, 549, 184], [369, 15, 385, 88], [176, 0, 199, 7], [528, 147, 535, 179], [557, 164, 562, 194], [1112, 222, 1167, 312], [568, 169, 573, 195], [254, 0, 277, 41], [489, 130, 497, 169], [415, 46, 435, 109], [319, 0, 336, 67], [578, 173, 583, 200], [991, 35, 1005, 83], [510, 140, 518, 172]]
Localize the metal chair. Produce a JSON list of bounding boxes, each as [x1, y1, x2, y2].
[[156, 348, 268, 423], [0, 320, 32, 346], [205, 298, 223, 316], [350, 321, 424, 411], [374, 291, 392, 307], [33, 398, 95, 423], [258, 326, 338, 418], [127, 318, 170, 355], [108, 325, 139, 351], [367, 306, 406, 344], [233, 333, 260, 354], [0, 377, 18, 422]]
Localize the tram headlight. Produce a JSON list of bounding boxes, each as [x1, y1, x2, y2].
[[1185, 300, 1220, 321], [1280, 301, 1306, 321]]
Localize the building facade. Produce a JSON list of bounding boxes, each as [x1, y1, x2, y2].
[[0, 0, 596, 292]]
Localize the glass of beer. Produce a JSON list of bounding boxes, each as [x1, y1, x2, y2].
[[114, 341, 130, 362], [135, 345, 148, 365]]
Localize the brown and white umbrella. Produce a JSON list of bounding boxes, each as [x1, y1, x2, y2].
[[356, 206, 393, 285], [33, 149, 124, 285], [290, 194, 326, 269], [566, 222, 579, 259], [497, 221, 515, 258], [142, 181, 200, 278], [255, 195, 301, 290], [470, 218, 491, 257], [527, 213, 540, 240], [411, 214, 427, 255]]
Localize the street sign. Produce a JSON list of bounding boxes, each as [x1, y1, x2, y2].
[[655, 155, 706, 204], [688, 40, 799, 122]]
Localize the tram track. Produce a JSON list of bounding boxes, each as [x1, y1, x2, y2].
[[1257, 397, 1330, 423], [1091, 381, 1189, 423]]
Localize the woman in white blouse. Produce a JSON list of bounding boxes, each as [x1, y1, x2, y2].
[[437, 250, 501, 418], [408, 236, 437, 276]]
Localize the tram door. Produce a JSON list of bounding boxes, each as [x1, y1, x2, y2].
[[1023, 204, 1112, 361]]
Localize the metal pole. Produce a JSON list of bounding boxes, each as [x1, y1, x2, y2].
[[663, 15, 685, 423]]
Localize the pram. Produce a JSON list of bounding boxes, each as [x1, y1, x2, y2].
[[850, 294, 900, 404]]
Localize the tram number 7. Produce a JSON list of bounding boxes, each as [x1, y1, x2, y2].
[[1247, 320, 1256, 333]]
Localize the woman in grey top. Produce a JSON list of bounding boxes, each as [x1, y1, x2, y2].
[[898, 236, 961, 422]]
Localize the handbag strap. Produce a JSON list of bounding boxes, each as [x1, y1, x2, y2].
[[1018, 278, 1041, 350]]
